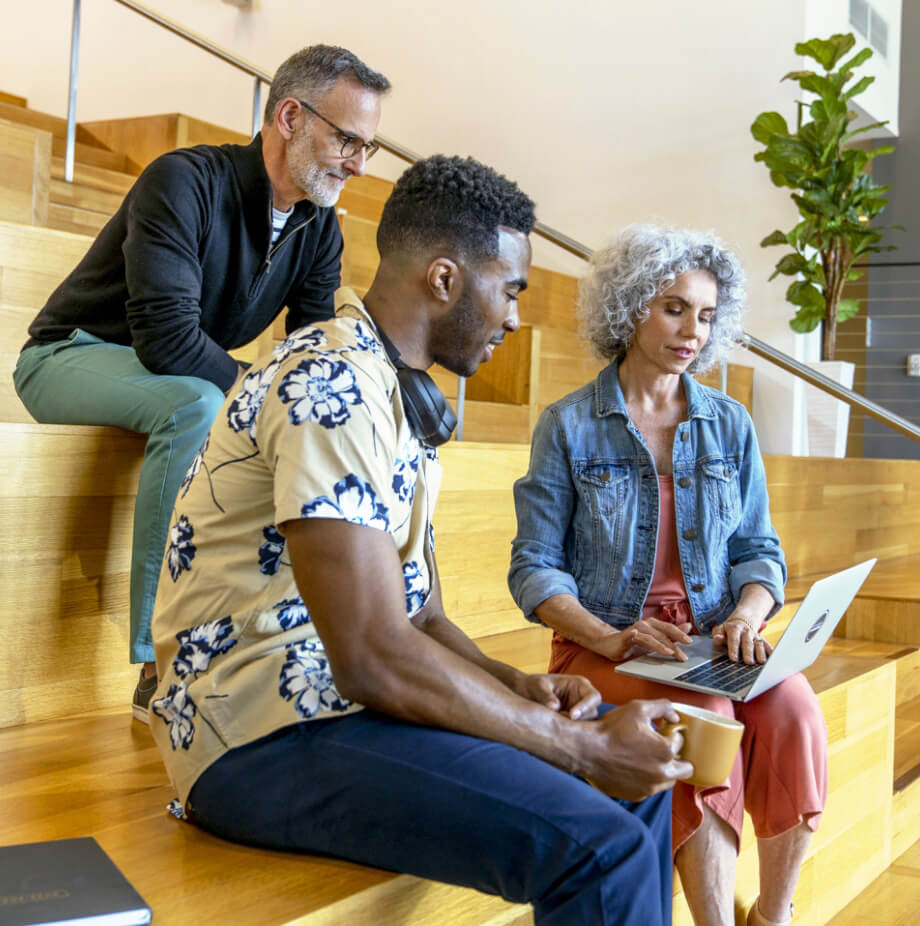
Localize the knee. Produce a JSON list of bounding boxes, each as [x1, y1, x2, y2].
[[176, 379, 226, 435]]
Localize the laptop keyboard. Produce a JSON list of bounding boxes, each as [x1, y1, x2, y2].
[[674, 654, 764, 694]]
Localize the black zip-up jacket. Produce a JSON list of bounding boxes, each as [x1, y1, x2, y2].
[[25, 133, 343, 392]]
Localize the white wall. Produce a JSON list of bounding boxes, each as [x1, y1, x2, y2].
[[3, 0, 859, 453], [805, 0, 902, 135]]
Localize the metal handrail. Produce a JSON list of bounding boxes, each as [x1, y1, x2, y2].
[[64, 0, 919, 447]]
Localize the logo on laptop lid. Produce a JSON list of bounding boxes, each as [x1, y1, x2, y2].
[[805, 610, 829, 642]]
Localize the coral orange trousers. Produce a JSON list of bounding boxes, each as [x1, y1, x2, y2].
[[549, 634, 828, 854]]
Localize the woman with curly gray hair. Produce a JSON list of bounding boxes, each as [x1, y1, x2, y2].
[[509, 225, 827, 926]]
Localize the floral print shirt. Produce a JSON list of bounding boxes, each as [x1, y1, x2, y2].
[[149, 290, 442, 807]]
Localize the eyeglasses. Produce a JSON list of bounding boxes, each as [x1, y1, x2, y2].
[[297, 99, 379, 161]]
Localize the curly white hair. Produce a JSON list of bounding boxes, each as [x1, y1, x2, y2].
[[577, 224, 747, 373]]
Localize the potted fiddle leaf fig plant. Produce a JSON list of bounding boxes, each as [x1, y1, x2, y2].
[[751, 32, 899, 362]]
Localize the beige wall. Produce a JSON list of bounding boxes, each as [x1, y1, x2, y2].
[[1, 0, 900, 454]]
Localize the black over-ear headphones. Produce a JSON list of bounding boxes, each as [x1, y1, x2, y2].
[[376, 326, 457, 447]]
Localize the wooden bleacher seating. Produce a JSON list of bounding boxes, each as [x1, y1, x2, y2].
[[3, 96, 920, 923]]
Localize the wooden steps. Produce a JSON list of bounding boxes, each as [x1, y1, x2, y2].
[[0, 710, 532, 926]]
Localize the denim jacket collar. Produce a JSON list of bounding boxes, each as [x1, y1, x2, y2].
[[594, 359, 719, 422]]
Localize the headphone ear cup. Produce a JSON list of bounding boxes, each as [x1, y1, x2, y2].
[[396, 367, 457, 446]]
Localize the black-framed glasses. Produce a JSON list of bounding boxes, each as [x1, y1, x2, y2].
[[297, 99, 379, 160]]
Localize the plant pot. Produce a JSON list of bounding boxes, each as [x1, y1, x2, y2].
[[804, 360, 855, 457]]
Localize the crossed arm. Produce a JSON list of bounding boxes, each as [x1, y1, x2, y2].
[[282, 516, 692, 801]]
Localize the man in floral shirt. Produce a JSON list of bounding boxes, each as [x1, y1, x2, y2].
[[149, 155, 690, 926]]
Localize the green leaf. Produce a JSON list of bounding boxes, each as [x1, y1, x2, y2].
[[835, 298, 861, 323], [769, 253, 810, 280], [769, 169, 791, 187], [782, 69, 818, 82], [843, 75, 875, 101], [790, 312, 823, 333], [837, 47, 874, 74], [867, 144, 895, 157], [787, 280, 825, 310], [846, 269, 864, 281], [799, 73, 838, 102], [751, 111, 790, 144], [841, 120, 889, 142], [795, 34, 856, 71], [760, 230, 789, 247], [810, 97, 848, 124]]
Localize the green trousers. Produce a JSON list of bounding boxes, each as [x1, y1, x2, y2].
[[14, 329, 225, 663]]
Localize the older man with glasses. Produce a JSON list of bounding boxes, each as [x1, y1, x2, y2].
[[13, 45, 390, 719]]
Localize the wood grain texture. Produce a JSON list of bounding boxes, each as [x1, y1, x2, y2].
[[0, 91, 27, 107], [0, 221, 93, 423], [0, 423, 145, 727], [0, 711, 529, 926], [0, 118, 50, 226], [51, 156, 135, 195]]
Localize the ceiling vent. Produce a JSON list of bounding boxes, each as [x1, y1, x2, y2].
[[849, 0, 889, 58]]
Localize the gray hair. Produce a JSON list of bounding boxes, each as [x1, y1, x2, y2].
[[264, 44, 391, 124], [577, 224, 746, 373]]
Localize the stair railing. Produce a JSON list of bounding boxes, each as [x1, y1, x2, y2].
[[63, 0, 920, 447]]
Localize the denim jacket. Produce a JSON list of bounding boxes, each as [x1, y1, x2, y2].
[[508, 361, 786, 634]]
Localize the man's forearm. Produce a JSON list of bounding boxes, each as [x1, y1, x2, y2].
[[414, 610, 526, 692]]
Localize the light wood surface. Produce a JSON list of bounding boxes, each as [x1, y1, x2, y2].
[[79, 113, 250, 174], [50, 133, 135, 175], [0, 118, 50, 226], [0, 710, 530, 926], [764, 456, 920, 578], [50, 156, 135, 195], [829, 836, 920, 925], [0, 90, 27, 107], [0, 220, 94, 421], [694, 362, 755, 415], [338, 173, 394, 223], [0, 628, 906, 925]]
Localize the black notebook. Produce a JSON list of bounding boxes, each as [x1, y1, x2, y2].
[[0, 837, 151, 925]]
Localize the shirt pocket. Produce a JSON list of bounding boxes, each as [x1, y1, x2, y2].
[[573, 461, 630, 516], [701, 459, 741, 526]]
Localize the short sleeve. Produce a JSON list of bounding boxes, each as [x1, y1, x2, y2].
[[258, 343, 400, 534]]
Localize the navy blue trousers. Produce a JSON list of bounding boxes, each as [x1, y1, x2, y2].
[[188, 708, 673, 925]]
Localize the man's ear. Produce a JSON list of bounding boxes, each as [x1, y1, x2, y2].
[[426, 258, 460, 306], [275, 99, 301, 140]]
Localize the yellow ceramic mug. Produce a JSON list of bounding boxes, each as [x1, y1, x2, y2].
[[658, 702, 745, 788]]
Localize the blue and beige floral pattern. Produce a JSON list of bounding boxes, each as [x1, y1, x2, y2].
[[279, 639, 349, 718], [428, 523, 435, 553], [392, 437, 421, 504], [403, 560, 427, 614], [148, 294, 442, 810], [181, 436, 209, 498], [173, 616, 237, 679], [166, 515, 196, 581], [351, 320, 384, 357], [227, 361, 282, 444], [152, 683, 197, 751], [274, 596, 311, 631], [258, 525, 286, 575], [272, 327, 328, 363], [301, 473, 390, 530], [278, 357, 362, 429]]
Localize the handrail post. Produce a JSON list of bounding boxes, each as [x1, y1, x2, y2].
[[251, 77, 262, 137], [65, 0, 82, 183], [455, 376, 465, 441]]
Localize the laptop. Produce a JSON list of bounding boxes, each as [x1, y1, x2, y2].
[[615, 558, 876, 701]]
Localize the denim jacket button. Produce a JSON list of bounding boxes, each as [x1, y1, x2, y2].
[[691, 583, 705, 593], [682, 528, 698, 541], [600, 472, 610, 482], [680, 431, 689, 441], [678, 476, 692, 488]]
